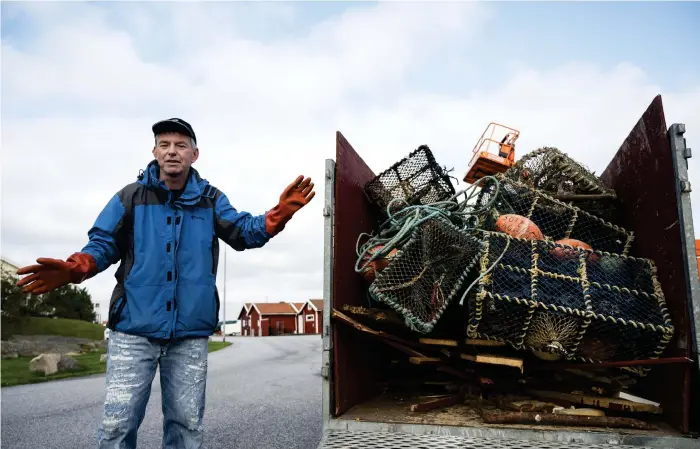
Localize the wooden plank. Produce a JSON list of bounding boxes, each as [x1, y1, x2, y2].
[[409, 357, 442, 365], [419, 338, 507, 347], [526, 389, 663, 414], [332, 309, 469, 380], [409, 394, 464, 412], [480, 410, 654, 430]]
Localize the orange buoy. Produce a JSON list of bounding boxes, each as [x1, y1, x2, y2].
[[495, 214, 544, 240], [360, 245, 398, 284], [550, 238, 598, 262]]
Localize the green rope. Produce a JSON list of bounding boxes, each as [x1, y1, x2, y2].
[[355, 176, 501, 274]]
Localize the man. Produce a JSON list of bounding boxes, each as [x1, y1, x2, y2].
[[15, 118, 315, 448]]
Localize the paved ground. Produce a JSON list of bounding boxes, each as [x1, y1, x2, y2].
[[1, 335, 323, 449]]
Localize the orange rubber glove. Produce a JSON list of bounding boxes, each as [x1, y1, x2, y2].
[[16, 253, 97, 295], [265, 175, 316, 236]]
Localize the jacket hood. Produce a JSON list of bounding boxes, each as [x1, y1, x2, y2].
[[137, 159, 210, 206]]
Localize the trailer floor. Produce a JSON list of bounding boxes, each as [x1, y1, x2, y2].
[[337, 394, 682, 439]]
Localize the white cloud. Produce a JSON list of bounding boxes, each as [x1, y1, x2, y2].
[[2, 2, 699, 323]]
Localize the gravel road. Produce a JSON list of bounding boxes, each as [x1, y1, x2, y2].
[[1, 335, 323, 449]]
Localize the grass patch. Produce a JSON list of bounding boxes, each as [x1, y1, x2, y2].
[[1, 348, 107, 387], [207, 341, 232, 353], [2, 317, 105, 340], [2, 340, 232, 387]]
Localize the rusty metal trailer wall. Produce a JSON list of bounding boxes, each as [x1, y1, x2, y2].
[[599, 95, 698, 433], [330, 132, 384, 416]]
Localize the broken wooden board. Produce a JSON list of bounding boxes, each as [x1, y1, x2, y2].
[[419, 338, 507, 348], [332, 309, 469, 380], [409, 394, 464, 412], [340, 304, 404, 327], [526, 389, 663, 414], [480, 410, 654, 430], [461, 354, 524, 373]]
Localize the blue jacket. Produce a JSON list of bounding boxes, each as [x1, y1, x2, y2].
[[81, 160, 272, 340]]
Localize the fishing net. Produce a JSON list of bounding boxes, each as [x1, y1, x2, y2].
[[364, 145, 456, 219], [466, 231, 675, 370], [476, 173, 634, 256], [504, 147, 620, 224], [366, 217, 485, 334]]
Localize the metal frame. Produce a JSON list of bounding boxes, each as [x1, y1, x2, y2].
[[321, 158, 336, 429], [317, 124, 700, 447], [669, 123, 700, 371]]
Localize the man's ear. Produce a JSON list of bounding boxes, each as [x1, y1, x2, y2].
[[192, 147, 199, 163], [152, 146, 157, 158]]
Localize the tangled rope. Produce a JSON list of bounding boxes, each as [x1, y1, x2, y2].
[[355, 175, 502, 274]]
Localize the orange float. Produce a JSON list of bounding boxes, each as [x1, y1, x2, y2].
[[360, 245, 398, 284], [495, 214, 544, 240], [550, 238, 598, 262]]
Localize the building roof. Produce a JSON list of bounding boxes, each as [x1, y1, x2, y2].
[[252, 302, 298, 315], [305, 299, 324, 312], [290, 302, 305, 313]]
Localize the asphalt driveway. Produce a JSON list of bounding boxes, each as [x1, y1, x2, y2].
[[1, 335, 323, 449]]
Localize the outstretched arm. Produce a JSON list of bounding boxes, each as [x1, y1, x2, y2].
[[214, 192, 271, 251], [214, 175, 315, 251], [80, 193, 128, 272], [16, 191, 128, 294]]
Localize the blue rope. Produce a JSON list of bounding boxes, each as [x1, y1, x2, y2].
[[355, 176, 501, 273]]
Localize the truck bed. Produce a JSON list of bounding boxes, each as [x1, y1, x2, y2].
[[319, 95, 700, 449], [339, 394, 680, 438]]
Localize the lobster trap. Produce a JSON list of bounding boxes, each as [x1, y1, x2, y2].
[[368, 217, 485, 334], [466, 231, 675, 367], [477, 173, 634, 256], [503, 147, 619, 224], [364, 145, 456, 218]]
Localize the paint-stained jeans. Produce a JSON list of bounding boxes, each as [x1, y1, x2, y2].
[[97, 330, 208, 449]]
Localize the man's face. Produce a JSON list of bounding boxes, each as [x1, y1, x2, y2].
[[152, 132, 199, 178]]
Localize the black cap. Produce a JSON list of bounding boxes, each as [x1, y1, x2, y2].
[[152, 118, 197, 144]]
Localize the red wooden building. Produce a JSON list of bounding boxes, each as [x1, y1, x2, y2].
[[298, 299, 324, 335], [238, 303, 253, 336], [238, 302, 298, 336], [290, 302, 305, 334]]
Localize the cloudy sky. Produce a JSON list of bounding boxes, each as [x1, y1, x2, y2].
[[2, 1, 699, 323]]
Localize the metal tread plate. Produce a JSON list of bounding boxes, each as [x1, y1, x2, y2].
[[317, 429, 657, 449]]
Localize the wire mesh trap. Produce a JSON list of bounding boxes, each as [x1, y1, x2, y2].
[[364, 145, 456, 218], [476, 173, 634, 256], [466, 231, 674, 366], [368, 217, 486, 334], [503, 147, 619, 224]]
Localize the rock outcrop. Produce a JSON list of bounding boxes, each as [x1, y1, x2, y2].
[[1, 335, 106, 358], [28, 353, 79, 375]]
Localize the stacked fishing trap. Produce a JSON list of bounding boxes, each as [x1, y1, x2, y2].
[[466, 231, 674, 365], [355, 145, 675, 371], [363, 145, 456, 219], [504, 146, 620, 223]]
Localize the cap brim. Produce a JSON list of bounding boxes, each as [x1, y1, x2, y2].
[[152, 121, 194, 140]]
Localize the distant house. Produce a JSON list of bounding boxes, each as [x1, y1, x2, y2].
[[240, 302, 298, 337], [238, 303, 253, 336], [299, 299, 324, 335], [92, 302, 102, 324], [290, 302, 306, 334], [1, 258, 20, 278]]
